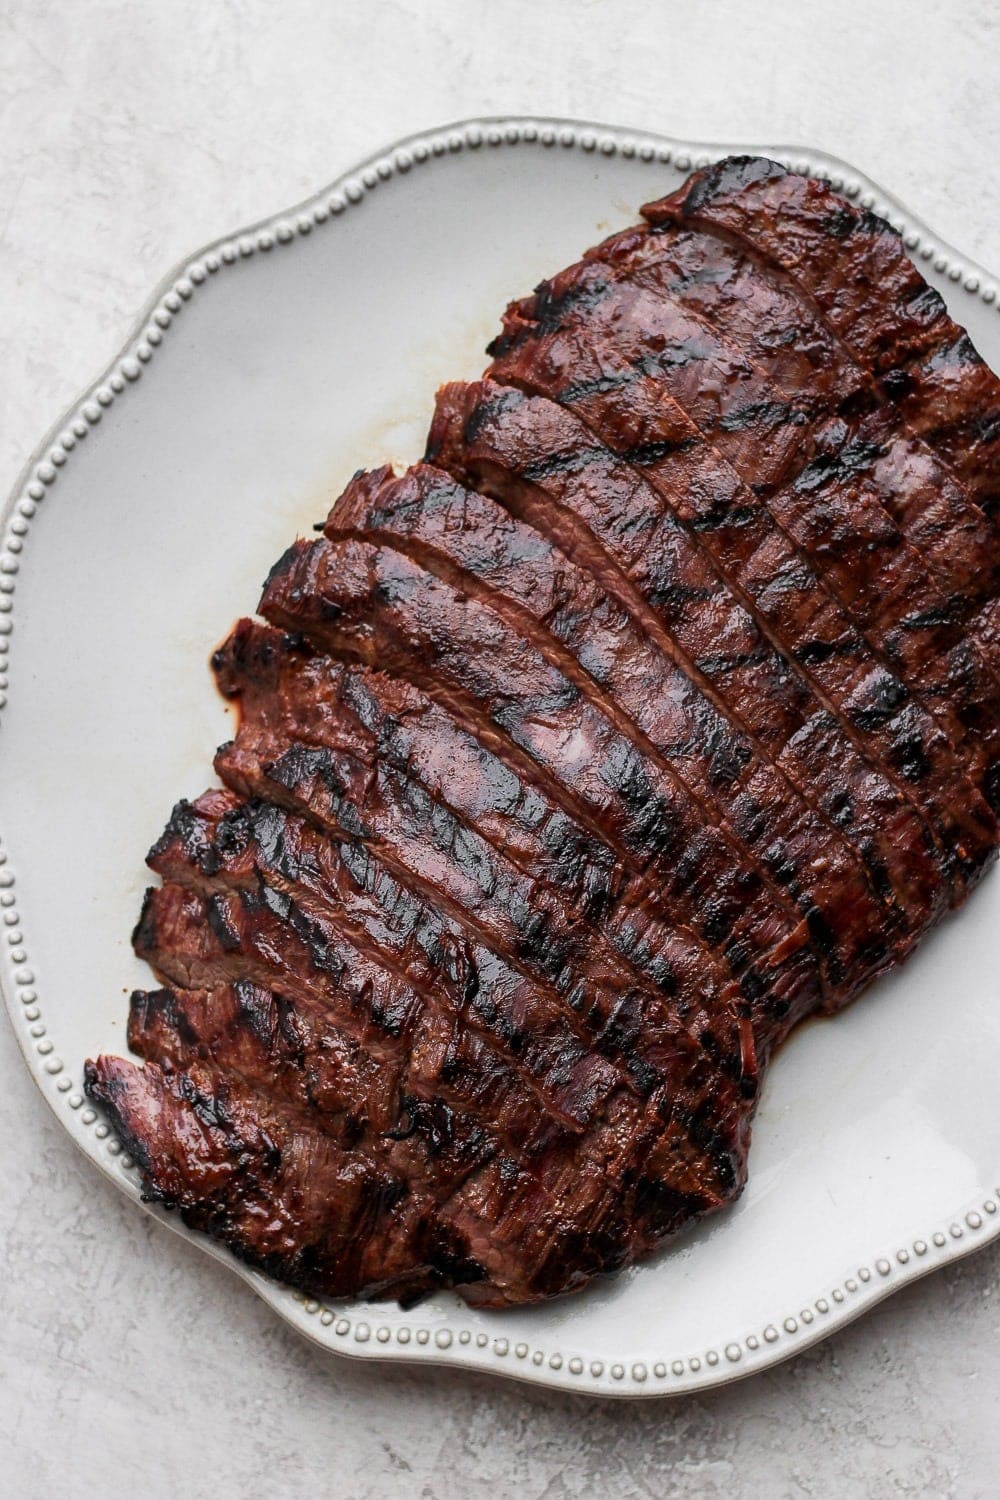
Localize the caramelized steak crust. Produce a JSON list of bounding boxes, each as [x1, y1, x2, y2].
[[87, 158, 1000, 1307]]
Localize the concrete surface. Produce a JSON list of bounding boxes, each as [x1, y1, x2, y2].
[[2, 2, 999, 1495]]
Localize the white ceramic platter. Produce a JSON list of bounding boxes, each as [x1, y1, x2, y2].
[[3, 118, 1000, 1399]]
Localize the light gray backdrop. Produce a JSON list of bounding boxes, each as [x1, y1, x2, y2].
[[1, 2, 998, 1496]]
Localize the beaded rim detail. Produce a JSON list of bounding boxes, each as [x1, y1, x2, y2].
[[2, 117, 999, 1399]]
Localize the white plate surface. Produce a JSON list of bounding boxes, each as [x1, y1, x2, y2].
[[2, 118, 1000, 1398]]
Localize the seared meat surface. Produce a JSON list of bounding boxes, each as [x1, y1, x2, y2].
[[86, 158, 1000, 1307]]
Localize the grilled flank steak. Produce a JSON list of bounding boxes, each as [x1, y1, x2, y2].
[[87, 158, 1000, 1306]]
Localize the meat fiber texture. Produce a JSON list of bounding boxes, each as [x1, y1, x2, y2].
[[86, 157, 1000, 1308]]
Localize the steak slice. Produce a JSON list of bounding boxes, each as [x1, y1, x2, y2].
[[84, 1051, 622, 1306], [213, 620, 626, 933], [447, 379, 996, 886], [134, 880, 580, 1156], [327, 461, 896, 1001], [84, 1053, 444, 1302], [259, 534, 823, 1037], [124, 984, 733, 1305], [127, 982, 404, 1138], [121, 983, 507, 1304], [145, 804, 758, 1200], [641, 156, 1000, 518], [490, 241, 1000, 775], [139, 851, 618, 1139]]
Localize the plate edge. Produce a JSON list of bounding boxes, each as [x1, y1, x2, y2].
[[2, 115, 999, 1399]]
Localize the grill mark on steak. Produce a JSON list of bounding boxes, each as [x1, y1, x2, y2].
[[143, 835, 620, 1139], [85, 1051, 621, 1306], [535, 242, 1000, 777], [328, 461, 898, 1001], [259, 534, 823, 1039], [576, 228, 1000, 648], [579, 223, 1000, 627], [461, 376, 995, 891], [127, 982, 405, 1140], [84, 1052, 450, 1302], [641, 157, 1000, 520], [135, 878, 597, 1151]]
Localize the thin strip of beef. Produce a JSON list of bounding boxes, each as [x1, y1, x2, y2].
[[641, 157, 1000, 519], [451, 379, 996, 884], [150, 787, 742, 1111], [213, 622, 774, 1052], [126, 984, 723, 1306], [216, 621, 632, 935], [127, 889, 754, 1300], [213, 734, 749, 1072], [144, 828, 621, 1137], [128, 982, 404, 1138], [601, 246, 1000, 698], [489, 268, 1000, 781], [428, 381, 976, 898], [259, 535, 822, 1039], [124, 979, 562, 1185], [83, 1053, 456, 1302], [328, 461, 895, 998], [213, 620, 621, 921]]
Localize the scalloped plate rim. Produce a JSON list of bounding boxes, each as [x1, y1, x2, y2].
[[2, 115, 998, 1399]]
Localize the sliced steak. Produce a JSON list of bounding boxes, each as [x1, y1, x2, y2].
[[446, 379, 996, 883], [641, 156, 1000, 518], [149, 788, 741, 1109], [122, 983, 508, 1303], [127, 982, 404, 1139], [84, 1053, 446, 1302], [213, 622, 787, 1048], [260, 534, 823, 1037], [328, 461, 895, 999], [575, 219, 1000, 622], [489, 240, 1000, 773], [86, 160, 1000, 1310], [84, 1051, 614, 1306], [145, 813, 757, 1203], [124, 983, 732, 1304], [120, 890, 754, 1301], [141, 844, 620, 1138], [134, 880, 582, 1154]]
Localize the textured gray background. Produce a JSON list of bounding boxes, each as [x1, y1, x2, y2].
[[2, 2, 999, 1495]]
